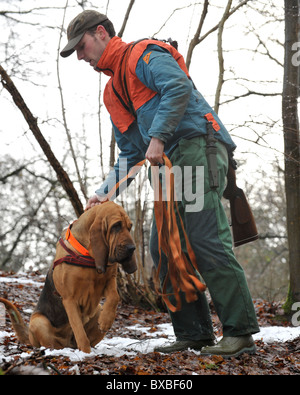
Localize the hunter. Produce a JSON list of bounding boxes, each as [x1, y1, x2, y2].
[[60, 10, 259, 357]]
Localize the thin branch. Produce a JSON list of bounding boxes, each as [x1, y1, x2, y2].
[[259, 234, 287, 240], [199, 0, 252, 43], [0, 7, 66, 16], [57, 0, 88, 201], [118, 0, 136, 38], [152, 3, 202, 38], [0, 164, 27, 183], [186, 0, 209, 70], [1, 186, 54, 268], [106, 0, 136, 170], [247, 21, 284, 67], [0, 65, 84, 217], [187, 0, 252, 69], [105, 0, 110, 15], [0, 8, 65, 28], [220, 89, 281, 106], [214, 0, 233, 114], [98, 75, 105, 180]]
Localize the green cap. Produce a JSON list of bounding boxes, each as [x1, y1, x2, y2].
[[60, 10, 108, 58]]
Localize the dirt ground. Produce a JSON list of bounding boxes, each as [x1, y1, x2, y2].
[[0, 270, 299, 376]]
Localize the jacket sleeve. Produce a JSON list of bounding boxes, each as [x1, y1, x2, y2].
[[135, 45, 193, 143], [95, 121, 146, 200]]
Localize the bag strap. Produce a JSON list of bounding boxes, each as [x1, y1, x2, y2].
[[121, 38, 179, 119], [120, 39, 148, 119]]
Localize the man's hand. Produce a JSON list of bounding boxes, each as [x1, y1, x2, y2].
[[145, 137, 165, 166], [85, 195, 107, 210]]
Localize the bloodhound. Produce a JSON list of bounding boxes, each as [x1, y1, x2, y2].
[[0, 202, 137, 353]]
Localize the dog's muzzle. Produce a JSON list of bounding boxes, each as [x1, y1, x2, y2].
[[118, 244, 137, 274]]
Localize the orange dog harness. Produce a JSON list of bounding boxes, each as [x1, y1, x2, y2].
[[65, 223, 90, 256], [53, 238, 95, 270], [53, 223, 95, 270]]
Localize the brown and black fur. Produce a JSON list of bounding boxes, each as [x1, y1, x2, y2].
[[0, 202, 137, 353]]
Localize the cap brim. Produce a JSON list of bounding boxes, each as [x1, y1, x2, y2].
[[60, 33, 85, 58]]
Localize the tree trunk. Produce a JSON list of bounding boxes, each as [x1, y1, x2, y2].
[[282, 0, 300, 306]]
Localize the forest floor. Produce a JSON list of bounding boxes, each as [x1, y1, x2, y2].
[[0, 270, 300, 376]]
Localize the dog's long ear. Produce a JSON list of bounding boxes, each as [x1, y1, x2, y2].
[[89, 215, 108, 274]]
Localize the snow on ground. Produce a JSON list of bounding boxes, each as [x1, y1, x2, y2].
[[0, 323, 176, 363], [253, 326, 300, 344], [1, 272, 300, 364], [1, 322, 300, 364], [0, 273, 44, 288]]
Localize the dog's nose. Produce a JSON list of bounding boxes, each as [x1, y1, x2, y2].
[[126, 244, 136, 256]]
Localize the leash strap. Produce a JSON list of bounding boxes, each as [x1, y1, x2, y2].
[[102, 159, 147, 202], [99, 154, 206, 312], [153, 154, 206, 312]]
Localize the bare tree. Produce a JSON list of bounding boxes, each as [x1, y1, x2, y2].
[[186, 0, 209, 71], [214, 0, 233, 114], [57, 0, 88, 201], [0, 65, 84, 217], [186, 0, 251, 71], [282, 0, 300, 309], [0, 155, 72, 271], [118, 0, 135, 38]]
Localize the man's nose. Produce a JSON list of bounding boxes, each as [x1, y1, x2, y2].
[[77, 50, 84, 61]]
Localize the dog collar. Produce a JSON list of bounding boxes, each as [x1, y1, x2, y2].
[[65, 223, 90, 256]]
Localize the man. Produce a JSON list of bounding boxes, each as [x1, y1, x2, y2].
[[60, 10, 259, 357]]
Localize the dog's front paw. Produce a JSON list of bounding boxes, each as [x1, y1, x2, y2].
[[98, 316, 114, 333], [78, 340, 91, 354]]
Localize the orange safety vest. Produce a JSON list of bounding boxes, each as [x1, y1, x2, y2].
[[96, 37, 191, 134]]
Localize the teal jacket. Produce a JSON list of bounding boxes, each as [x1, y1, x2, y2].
[[96, 44, 236, 198]]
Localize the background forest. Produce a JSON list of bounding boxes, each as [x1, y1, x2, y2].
[[0, 0, 299, 310]]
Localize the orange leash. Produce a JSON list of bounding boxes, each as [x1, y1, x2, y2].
[[152, 154, 206, 312], [94, 154, 206, 311], [104, 160, 146, 202]]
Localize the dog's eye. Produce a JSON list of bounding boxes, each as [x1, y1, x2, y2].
[[111, 222, 122, 233]]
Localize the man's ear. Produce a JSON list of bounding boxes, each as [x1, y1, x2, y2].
[[89, 215, 108, 274], [96, 24, 107, 40]]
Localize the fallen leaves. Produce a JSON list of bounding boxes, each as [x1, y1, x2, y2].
[[198, 355, 224, 371], [0, 270, 300, 375]]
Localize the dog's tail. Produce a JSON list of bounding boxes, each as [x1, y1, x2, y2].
[[0, 298, 29, 344]]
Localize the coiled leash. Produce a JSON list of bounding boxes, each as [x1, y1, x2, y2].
[[103, 154, 206, 312], [151, 154, 206, 312]]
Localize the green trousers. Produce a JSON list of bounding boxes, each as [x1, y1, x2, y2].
[[149, 136, 259, 340]]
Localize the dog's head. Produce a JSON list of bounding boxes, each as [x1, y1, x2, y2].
[[88, 202, 137, 275]]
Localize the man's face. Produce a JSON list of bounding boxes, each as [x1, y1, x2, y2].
[[74, 27, 107, 69]]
